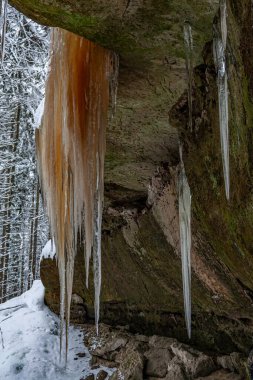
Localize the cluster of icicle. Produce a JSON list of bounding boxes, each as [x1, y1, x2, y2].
[[36, 28, 113, 359], [178, 146, 192, 339], [213, 0, 229, 200], [0, 0, 8, 61], [179, 0, 228, 339]]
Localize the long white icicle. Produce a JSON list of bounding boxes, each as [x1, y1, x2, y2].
[[178, 146, 192, 339], [213, 0, 229, 200]]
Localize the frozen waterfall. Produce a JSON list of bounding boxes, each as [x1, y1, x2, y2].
[[36, 29, 112, 357]]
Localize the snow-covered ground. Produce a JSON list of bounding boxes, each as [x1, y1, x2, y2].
[[0, 280, 112, 380]]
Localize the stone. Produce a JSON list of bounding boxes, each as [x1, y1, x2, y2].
[[96, 370, 108, 380], [72, 294, 84, 304], [144, 348, 172, 378], [171, 343, 216, 378], [92, 337, 128, 361], [217, 352, 242, 373], [149, 335, 176, 349], [91, 355, 116, 369], [91, 365, 100, 370], [115, 344, 144, 380], [77, 352, 86, 358], [165, 357, 186, 380], [135, 334, 149, 343]]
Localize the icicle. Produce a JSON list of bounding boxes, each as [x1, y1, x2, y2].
[[93, 148, 104, 335], [36, 29, 112, 358], [220, 0, 227, 50], [178, 145, 192, 339], [213, 0, 229, 200], [180, 23, 193, 338], [58, 256, 65, 360], [0, 0, 8, 62], [183, 22, 193, 131], [94, 180, 102, 334]]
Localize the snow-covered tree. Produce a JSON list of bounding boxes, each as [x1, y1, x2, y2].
[[0, 5, 49, 302]]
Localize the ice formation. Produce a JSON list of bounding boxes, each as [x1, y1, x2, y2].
[[36, 28, 112, 357], [178, 146, 192, 339], [213, 0, 229, 200], [183, 22, 193, 131]]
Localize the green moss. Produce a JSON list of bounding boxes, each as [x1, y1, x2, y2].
[[10, 0, 218, 69]]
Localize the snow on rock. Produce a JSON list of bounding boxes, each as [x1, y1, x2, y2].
[[0, 280, 114, 380], [34, 98, 45, 129], [40, 239, 56, 261]]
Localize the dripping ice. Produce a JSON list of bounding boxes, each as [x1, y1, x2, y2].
[[94, 153, 103, 335], [178, 146, 192, 339], [180, 22, 193, 339], [213, 0, 229, 200]]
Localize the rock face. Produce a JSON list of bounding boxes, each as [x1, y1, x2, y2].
[[83, 323, 246, 379], [12, 0, 253, 357]]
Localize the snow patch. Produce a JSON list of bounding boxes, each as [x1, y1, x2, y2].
[[40, 239, 56, 261], [0, 280, 114, 380]]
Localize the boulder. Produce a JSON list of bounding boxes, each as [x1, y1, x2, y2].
[[165, 357, 186, 380], [144, 348, 172, 378], [96, 370, 108, 380], [170, 343, 216, 378], [92, 337, 128, 361]]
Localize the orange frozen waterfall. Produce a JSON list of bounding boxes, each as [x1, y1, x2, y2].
[[36, 28, 113, 357]]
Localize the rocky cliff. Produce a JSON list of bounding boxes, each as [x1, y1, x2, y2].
[[10, 0, 253, 360]]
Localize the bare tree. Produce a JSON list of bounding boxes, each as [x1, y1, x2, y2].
[[0, 5, 49, 302]]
